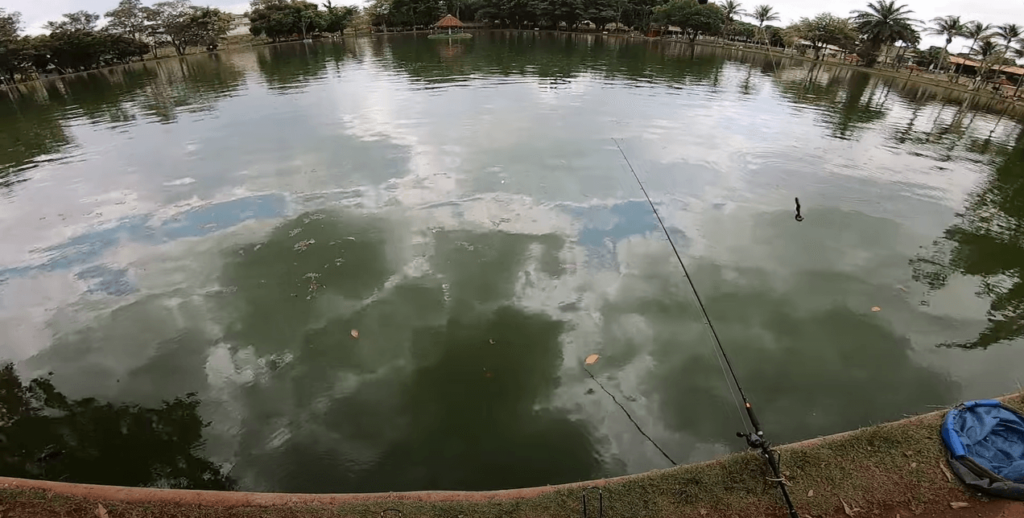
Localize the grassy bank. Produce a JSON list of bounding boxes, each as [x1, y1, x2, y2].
[[2, 392, 1021, 518], [477, 28, 1023, 114]]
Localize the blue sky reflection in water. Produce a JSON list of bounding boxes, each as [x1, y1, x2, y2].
[[1, 33, 1024, 493]]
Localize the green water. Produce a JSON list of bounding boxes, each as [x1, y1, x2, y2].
[[1, 33, 1023, 493]]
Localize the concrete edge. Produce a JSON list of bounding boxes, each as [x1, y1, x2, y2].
[[2, 392, 1020, 507]]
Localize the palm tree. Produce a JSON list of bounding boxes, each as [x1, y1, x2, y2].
[[962, 21, 993, 54], [972, 38, 999, 60], [894, 31, 920, 69], [720, 0, 746, 40], [1011, 38, 1024, 97], [750, 4, 779, 28], [748, 4, 779, 46], [850, 0, 919, 67], [993, 24, 1022, 76], [968, 37, 1000, 89], [927, 15, 963, 73], [954, 21, 993, 81]]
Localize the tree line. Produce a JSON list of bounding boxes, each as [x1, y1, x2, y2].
[[363, 0, 1024, 75], [0, 0, 356, 83], [0, 0, 233, 81], [247, 0, 355, 42], [4, 0, 1024, 86]]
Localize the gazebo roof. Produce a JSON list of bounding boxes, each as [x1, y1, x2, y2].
[[435, 15, 464, 28]]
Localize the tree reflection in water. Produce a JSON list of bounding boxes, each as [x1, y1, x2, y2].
[[0, 363, 235, 490], [913, 129, 1024, 349]]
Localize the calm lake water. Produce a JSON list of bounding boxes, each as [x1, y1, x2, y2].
[[2, 32, 1024, 493]]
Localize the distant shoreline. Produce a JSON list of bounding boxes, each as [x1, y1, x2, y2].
[[5, 30, 1022, 116]]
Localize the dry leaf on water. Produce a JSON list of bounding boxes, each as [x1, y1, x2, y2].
[[584, 354, 600, 365], [871, 306, 882, 312], [96, 504, 109, 518], [350, 329, 359, 339], [949, 502, 970, 509]]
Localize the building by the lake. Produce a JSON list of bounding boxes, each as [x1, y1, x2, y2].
[[227, 14, 251, 37]]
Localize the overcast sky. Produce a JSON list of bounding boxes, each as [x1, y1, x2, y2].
[[6, 0, 1024, 50]]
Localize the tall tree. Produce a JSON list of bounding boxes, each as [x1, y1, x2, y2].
[[0, 9, 26, 82], [146, 0, 195, 54], [992, 23, 1022, 76], [105, 0, 148, 40], [532, 0, 585, 31], [44, 11, 101, 32], [187, 7, 233, 49], [719, 0, 744, 40], [249, 0, 327, 41], [850, 0, 918, 67], [749, 4, 778, 45], [785, 13, 857, 60], [955, 21, 992, 83], [0, 8, 20, 41], [365, 0, 392, 31], [750, 4, 778, 28], [145, 1, 230, 55], [585, 0, 618, 31], [927, 15, 962, 73], [322, 1, 356, 33], [962, 21, 993, 55], [972, 37, 999, 60], [654, 0, 724, 42]]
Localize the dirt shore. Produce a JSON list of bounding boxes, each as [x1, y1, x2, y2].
[[2, 392, 1021, 518]]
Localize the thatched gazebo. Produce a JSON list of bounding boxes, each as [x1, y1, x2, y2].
[[435, 15, 464, 35]]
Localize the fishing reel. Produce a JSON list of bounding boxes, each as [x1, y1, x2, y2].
[[737, 431, 768, 450]]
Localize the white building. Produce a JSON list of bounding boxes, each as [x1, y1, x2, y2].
[[227, 13, 251, 37]]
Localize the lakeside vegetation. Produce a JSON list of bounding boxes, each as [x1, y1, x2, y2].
[[3, 0, 1024, 90], [0, 0, 356, 83], [3, 392, 1022, 517]]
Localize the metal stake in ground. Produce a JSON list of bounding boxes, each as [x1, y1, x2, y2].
[[613, 138, 800, 518]]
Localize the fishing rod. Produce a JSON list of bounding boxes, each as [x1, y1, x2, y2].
[[612, 138, 800, 518]]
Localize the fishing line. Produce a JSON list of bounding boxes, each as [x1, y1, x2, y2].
[[584, 366, 677, 466], [612, 138, 800, 518], [612, 138, 748, 433]]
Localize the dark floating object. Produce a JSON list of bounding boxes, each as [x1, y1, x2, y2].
[[794, 197, 804, 222]]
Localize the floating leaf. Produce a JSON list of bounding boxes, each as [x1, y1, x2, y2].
[[949, 502, 969, 509], [871, 306, 881, 312], [350, 329, 359, 339], [584, 354, 600, 365], [96, 504, 109, 518]]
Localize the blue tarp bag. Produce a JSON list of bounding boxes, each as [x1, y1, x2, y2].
[[941, 400, 1024, 500]]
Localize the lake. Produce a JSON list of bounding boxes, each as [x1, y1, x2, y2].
[[2, 32, 1023, 493]]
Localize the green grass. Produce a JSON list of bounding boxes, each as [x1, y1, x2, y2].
[[3, 393, 1021, 518]]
